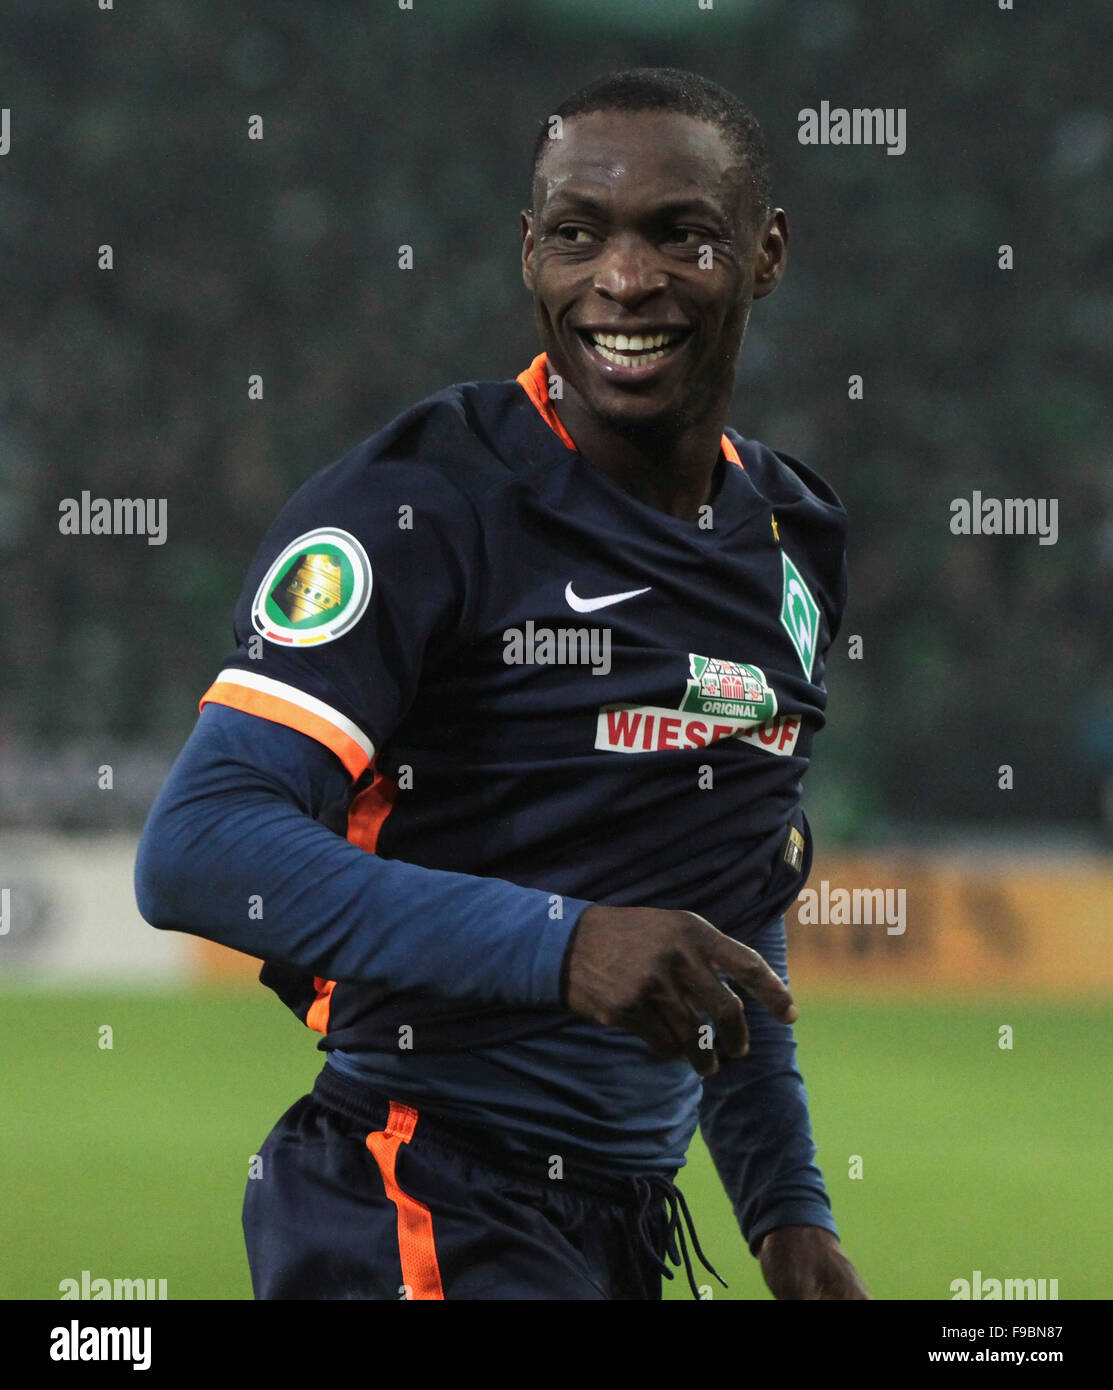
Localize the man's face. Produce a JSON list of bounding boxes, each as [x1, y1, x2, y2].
[[522, 109, 785, 439]]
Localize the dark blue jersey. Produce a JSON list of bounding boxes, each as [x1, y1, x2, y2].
[[137, 354, 846, 1247], [198, 354, 847, 1053]]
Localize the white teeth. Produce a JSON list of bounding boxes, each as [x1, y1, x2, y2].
[[588, 329, 683, 363], [593, 344, 667, 367]]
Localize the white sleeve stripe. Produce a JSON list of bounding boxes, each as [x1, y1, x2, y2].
[[209, 667, 376, 761]]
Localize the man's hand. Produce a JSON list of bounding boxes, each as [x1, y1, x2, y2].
[[758, 1227, 870, 1300], [560, 904, 797, 1076]]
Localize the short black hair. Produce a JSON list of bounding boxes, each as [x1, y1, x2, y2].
[[529, 67, 772, 218]]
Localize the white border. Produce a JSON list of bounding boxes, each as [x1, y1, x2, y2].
[[209, 667, 375, 761], [251, 528, 372, 646]]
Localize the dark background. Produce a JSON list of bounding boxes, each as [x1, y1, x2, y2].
[[3, 0, 1111, 842]]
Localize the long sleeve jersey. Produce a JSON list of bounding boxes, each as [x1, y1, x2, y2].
[[135, 353, 847, 1251]]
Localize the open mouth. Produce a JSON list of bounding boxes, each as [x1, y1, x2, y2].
[[578, 327, 690, 370]]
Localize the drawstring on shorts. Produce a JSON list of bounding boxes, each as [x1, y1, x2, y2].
[[631, 1174, 728, 1300]]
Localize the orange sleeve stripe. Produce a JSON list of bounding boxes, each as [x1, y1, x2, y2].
[[346, 770, 400, 853], [306, 977, 336, 1034], [200, 681, 371, 781], [515, 354, 577, 449], [300, 772, 402, 1037], [366, 1104, 446, 1301], [299, 773, 401, 1038]]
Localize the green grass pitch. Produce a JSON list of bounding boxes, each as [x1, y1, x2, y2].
[[3, 990, 1109, 1300]]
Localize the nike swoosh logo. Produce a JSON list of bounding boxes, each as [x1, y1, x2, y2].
[[565, 581, 652, 613]]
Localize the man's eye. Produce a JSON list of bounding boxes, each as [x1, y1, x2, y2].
[[664, 228, 704, 246], [556, 225, 595, 244]]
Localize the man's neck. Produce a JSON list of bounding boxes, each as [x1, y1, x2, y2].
[[554, 398, 728, 523]]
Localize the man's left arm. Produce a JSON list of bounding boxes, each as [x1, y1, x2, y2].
[[698, 913, 869, 1299]]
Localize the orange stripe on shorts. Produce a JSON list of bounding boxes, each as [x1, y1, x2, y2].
[[366, 1102, 445, 1300]]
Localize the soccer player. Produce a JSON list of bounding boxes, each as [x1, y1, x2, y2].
[[135, 67, 868, 1301]]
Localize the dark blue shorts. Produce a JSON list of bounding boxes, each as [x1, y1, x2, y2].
[[242, 1067, 720, 1300]]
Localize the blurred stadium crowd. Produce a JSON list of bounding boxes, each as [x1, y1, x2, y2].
[[2, 0, 1110, 837]]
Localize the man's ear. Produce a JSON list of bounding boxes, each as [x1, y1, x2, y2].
[[521, 210, 535, 292], [752, 209, 788, 301]]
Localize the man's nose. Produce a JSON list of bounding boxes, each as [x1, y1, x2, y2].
[[592, 233, 668, 310]]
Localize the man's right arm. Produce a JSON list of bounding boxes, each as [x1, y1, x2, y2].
[[134, 701, 591, 1008], [136, 703, 797, 1050]]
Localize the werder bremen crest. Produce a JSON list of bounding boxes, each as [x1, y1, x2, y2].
[[780, 551, 821, 679], [251, 528, 372, 647]]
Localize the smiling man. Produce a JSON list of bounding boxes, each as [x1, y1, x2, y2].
[[135, 67, 867, 1301], [525, 99, 764, 479]]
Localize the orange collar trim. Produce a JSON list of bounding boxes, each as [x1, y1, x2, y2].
[[516, 354, 577, 449], [515, 353, 743, 468]]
